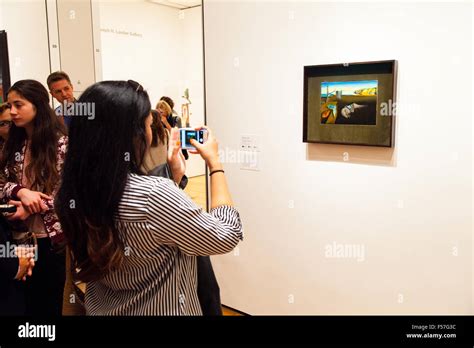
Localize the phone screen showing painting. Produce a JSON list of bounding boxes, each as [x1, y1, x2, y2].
[[320, 80, 377, 125]]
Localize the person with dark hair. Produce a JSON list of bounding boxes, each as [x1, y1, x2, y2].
[[56, 80, 242, 315], [0, 103, 12, 152], [47, 71, 76, 129], [0, 104, 35, 316], [0, 79, 68, 316]]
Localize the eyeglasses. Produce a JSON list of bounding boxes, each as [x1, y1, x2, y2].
[[0, 121, 12, 127], [127, 80, 144, 92]]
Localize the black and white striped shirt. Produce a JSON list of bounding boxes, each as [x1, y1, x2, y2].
[[85, 174, 243, 315]]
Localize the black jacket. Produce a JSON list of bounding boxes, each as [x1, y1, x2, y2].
[[0, 216, 25, 315]]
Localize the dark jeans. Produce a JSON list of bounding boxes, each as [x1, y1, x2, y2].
[[25, 238, 65, 316], [197, 256, 222, 316]]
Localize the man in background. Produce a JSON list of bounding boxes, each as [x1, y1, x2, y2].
[[47, 71, 76, 129]]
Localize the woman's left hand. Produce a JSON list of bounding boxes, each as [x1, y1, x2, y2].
[[167, 127, 186, 185], [5, 200, 31, 221]]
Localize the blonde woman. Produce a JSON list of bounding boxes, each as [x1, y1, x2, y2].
[[156, 100, 181, 131]]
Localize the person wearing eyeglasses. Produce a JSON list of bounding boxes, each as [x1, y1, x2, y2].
[[0, 103, 12, 152], [56, 80, 243, 315]]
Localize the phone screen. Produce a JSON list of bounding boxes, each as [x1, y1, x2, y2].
[[180, 129, 205, 150]]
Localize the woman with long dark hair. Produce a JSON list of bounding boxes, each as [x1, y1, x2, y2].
[[56, 80, 242, 315], [0, 79, 68, 316]]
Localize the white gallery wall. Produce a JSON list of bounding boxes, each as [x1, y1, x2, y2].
[[99, 0, 205, 177], [0, 0, 100, 104], [180, 6, 206, 139], [99, 0, 182, 104], [0, 0, 205, 171], [180, 6, 206, 177], [204, 1, 473, 314], [471, 1, 474, 316], [0, 0, 51, 86]]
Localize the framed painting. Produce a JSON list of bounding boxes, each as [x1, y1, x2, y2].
[[303, 60, 397, 147], [0, 31, 11, 103]]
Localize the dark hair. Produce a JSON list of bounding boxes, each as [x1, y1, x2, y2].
[[0, 80, 66, 194], [47, 71, 72, 89], [150, 109, 166, 147], [160, 96, 174, 110], [56, 80, 151, 282], [0, 102, 10, 114]]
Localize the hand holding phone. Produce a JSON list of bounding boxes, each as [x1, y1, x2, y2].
[[167, 127, 186, 185], [0, 204, 17, 213], [179, 128, 208, 150], [187, 127, 221, 171], [4, 200, 30, 221]]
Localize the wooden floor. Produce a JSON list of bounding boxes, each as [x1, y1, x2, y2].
[[222, 306, 244, 316], [184, 175, 207, 209]]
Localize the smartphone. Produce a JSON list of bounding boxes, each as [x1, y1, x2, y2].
[[179, 128, 208, 150], [0, 204, 17, 213]]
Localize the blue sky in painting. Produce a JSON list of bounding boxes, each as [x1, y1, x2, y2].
[[321, 80, 377, 97]]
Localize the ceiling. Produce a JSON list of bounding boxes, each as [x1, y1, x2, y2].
[[148, 0, 202, 9]]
